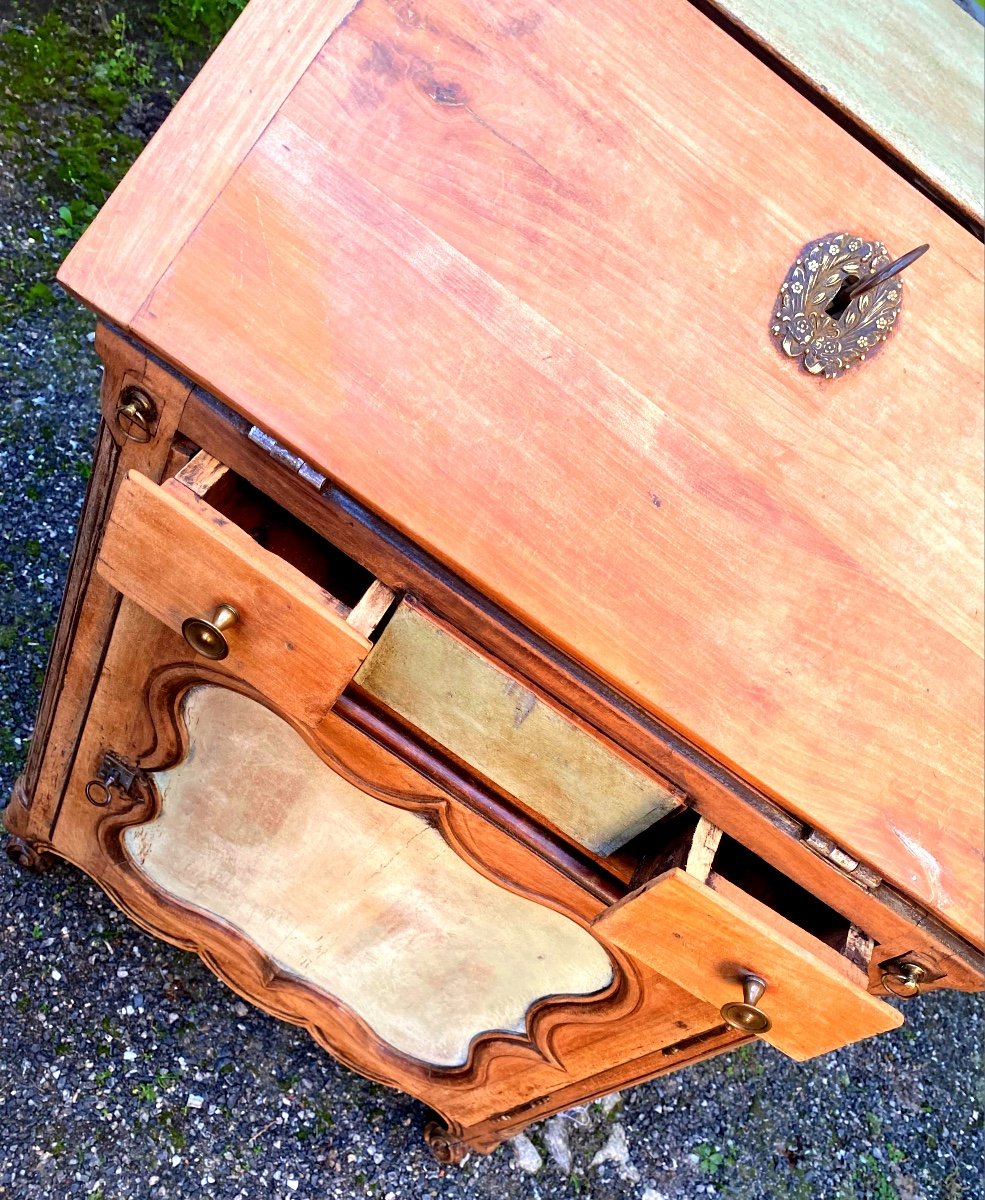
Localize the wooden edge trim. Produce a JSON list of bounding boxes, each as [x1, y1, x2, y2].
[[172, 450, 229, 496], [56, 0, 361, 325], [685, 816, 723, 883], [456, 1023, 750, 1155], [347, 581, 397, 639]]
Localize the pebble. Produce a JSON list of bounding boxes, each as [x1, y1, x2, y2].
[[542, 1116, 573, 1174], [508, 1133, 543, 1174], [589, 1122, 640, 1184]]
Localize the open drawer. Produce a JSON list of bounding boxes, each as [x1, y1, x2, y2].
[[96, 452, 395, 726], [594, 815, 903, 1060], [354, 600, 686, 858]]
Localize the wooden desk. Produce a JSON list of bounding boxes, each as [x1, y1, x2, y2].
[[8, 0, 983, 1160]]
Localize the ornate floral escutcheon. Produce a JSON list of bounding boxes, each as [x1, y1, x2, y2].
[[771, 232, 905, 379]]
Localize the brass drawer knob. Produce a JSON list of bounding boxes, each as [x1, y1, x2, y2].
[[181, 604, 239, 660], [720, 973, 772, 1034], [115, 387, 157, 443]]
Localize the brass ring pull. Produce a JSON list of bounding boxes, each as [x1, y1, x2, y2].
[[880, 961, 926, 999], [115, 387, 157, 443], [181, 604, 239, 660], [720, 973, 772, 1034]]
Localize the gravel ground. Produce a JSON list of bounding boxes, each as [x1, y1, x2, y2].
[[1, 4, 983, 1199]]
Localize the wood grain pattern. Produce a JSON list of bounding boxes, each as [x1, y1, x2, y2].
[[95, 472, 372, 725], [705, 0, 985, 225], [122, 0, 984, 943], [177, 385, 985, 990], [594, 868, 903, 1060], [56, 0, 357, 326]]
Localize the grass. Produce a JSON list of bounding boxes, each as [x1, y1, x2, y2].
[[0, 1, 247, 322]]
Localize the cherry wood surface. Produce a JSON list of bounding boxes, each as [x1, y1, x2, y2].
[[95, 471, 374, 726], [56, 0, 358, 326], [57, 0, 985, 944], [596, 867, 902, 1061]]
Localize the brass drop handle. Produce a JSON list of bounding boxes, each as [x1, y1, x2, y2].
[[880, 961, 926, 999], [181, 604, 239, 660], [115, 387, 157, 443], [720, 973, 772, 1034]]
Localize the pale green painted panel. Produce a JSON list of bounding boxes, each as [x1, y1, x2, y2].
[[355, 604, 684, 856], [709, 0, 984, 221]]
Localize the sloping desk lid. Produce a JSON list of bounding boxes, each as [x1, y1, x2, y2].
[[59, 0, 984, 947]]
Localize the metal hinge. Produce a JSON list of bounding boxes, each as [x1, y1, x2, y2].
[[801, 827, 882, 891], [247, 425, 327, 491]]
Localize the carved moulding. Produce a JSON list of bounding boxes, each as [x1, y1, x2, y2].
[[74, 663, 647, 1149]]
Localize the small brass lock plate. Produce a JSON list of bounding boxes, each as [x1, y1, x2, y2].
[[771, 232, 906, 379]]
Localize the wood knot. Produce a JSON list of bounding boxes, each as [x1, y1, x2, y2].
[[426, 78, 469, 106], [412, 62, 469, 106]]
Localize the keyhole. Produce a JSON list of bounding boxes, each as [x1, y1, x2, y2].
[[826, 275, 859, 321]]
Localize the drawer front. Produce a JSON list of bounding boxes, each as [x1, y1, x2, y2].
[[595, 866, 902, 1061], [355, 601, 685, 856], [96, 469, 373, 725]]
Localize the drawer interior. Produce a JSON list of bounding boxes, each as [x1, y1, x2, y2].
[[710, 834, 872, 971], [594, 813, 901, 1060], [97, 454, 397, 724], [623, 810, 869, 968], [171, 452, 388, 627], [354, 600, 687, 859]]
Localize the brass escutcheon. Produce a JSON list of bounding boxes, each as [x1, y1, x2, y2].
[[771, 233, 928, 379], [115, 386, 157, 443], [720, 972, 772, 1034], [181, 604, 240, 660]]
